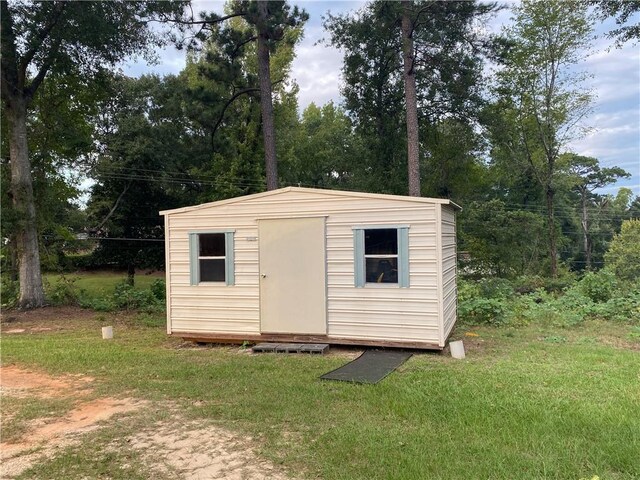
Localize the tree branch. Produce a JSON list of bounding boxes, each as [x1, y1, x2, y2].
[[209, 78, 285, 143], [0, 0, 21, 99], [24, 37, 63, 101], [19, 2, 67, 82], [94, 181, 132, 233]]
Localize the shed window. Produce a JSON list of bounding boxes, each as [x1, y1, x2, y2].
[[189, 231, 235, 285], [354, 226, 409, 288]]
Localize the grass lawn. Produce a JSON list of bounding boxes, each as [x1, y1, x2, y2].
[[43, 271, 163, 299], [2, 308, 639, 480]]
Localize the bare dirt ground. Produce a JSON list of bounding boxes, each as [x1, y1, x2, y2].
[[0, 364, 290, 479]]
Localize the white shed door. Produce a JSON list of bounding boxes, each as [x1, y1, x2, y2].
[[258, 217, 327, 335]]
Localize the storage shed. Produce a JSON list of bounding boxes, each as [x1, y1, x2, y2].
[[160, 187, 460, 349]]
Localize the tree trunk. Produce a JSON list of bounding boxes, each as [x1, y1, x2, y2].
[[256, 1, 278, 191], [127, 262, 135, 286], [6, 97, 46, 308], [401, 0, 420, 197], [545, 185, 558, 278], [579, 190, 591, 270]]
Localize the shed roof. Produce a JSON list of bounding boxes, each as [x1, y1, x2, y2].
[[160, 186, 462, 216]]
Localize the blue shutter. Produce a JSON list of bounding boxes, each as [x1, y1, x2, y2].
[[189, 233, 199, 286], [224, 231, 235, 286], [354, 228, 365, 287], [398, 227, 409, 288]]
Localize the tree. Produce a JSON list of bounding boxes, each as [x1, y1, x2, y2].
[[490, 0, 593, 277], [324, 0, 496, 197], [605, 219, 640, 281], [179, 8, 303, 200], [401, 0, 420, 196], [279, 102, 363, 189], [0, 1, 184, 308], [566, 155, 629, 269], [87, 75, 207, 284], [173, 0, 308, 191], [459, 199, 547, 277], [590, 0, 640, 46]]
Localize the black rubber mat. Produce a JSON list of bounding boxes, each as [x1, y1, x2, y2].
[[320, 350, 412, 384]]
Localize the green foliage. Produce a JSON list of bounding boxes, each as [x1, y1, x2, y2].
[[459, 200, 547, 276], [110, 281, 163, 312], [458, 297, 506, 325], [578, 270, 618, 303], [1, 274, 19, 308], [45, 275, 85, 306], [459, 272, 640, 328], [150, 279, 166, 301], [323, 0, 497, 196], [42, 272, 165, 312], [605, 219, 640, 281]]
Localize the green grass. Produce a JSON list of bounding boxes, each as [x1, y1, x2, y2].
[[3, 315, 639, 479], [43, 271, 162, 300]]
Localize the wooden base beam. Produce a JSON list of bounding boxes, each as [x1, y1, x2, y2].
[[172, 331, 443, 351]]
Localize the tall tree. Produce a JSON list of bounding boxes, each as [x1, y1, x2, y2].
[[491, 0, 593, 277], [174, 0, 307, 190], [401, 0, 420, 196], [324, 1, 496, 196], [0, 1, 184, 308], [566, 155, 629, 269]]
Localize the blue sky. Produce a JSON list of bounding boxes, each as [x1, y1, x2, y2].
[[122, 1, 640, 196]]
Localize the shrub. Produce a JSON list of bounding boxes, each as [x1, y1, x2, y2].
[[476, 277, 514, 299], [150, 279, 166, 301], [45, 275, 85, 306], [605, 219, 640, 282], [577, 270, 618, 303], [458, 297, 506, 325], [112, 281, 163, 312], [1, 274, 19, 308]]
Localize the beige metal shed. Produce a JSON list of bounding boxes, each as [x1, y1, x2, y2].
[[160, 187, 460, 349]]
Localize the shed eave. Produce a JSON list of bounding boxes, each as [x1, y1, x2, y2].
[[160, 186, 462, 216]]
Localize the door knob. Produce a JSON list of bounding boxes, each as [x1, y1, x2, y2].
[[261, 273, 267, 278]]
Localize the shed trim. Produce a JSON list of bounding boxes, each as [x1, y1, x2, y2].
[[351, 224, 410, 230], [160, 187, 461, 216]]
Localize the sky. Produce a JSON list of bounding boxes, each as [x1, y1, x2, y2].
[[121, 0, 640, 196]]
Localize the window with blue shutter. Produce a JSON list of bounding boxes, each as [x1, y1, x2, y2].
[[189, 231, 235, 286], [353, 226, 409, 288]]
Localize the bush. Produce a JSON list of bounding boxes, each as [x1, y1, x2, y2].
[[577, 270, 618, 303], [112, 281, 163, 311], [605, 219, 640, 282], [1, 274, 19, 308], [45, 275, 85, 306], [458, 296, 506, 325], [150, 279, 166, 301]]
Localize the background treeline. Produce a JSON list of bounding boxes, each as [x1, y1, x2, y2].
[[1, 0, 639, 308]]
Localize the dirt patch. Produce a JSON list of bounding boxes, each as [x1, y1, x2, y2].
[[0, 365, 92, 399], [0, 365, 143, 478], [0, 365, 292, 479], [1, 305, 97, 325], [128, 421, 290, 480]]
